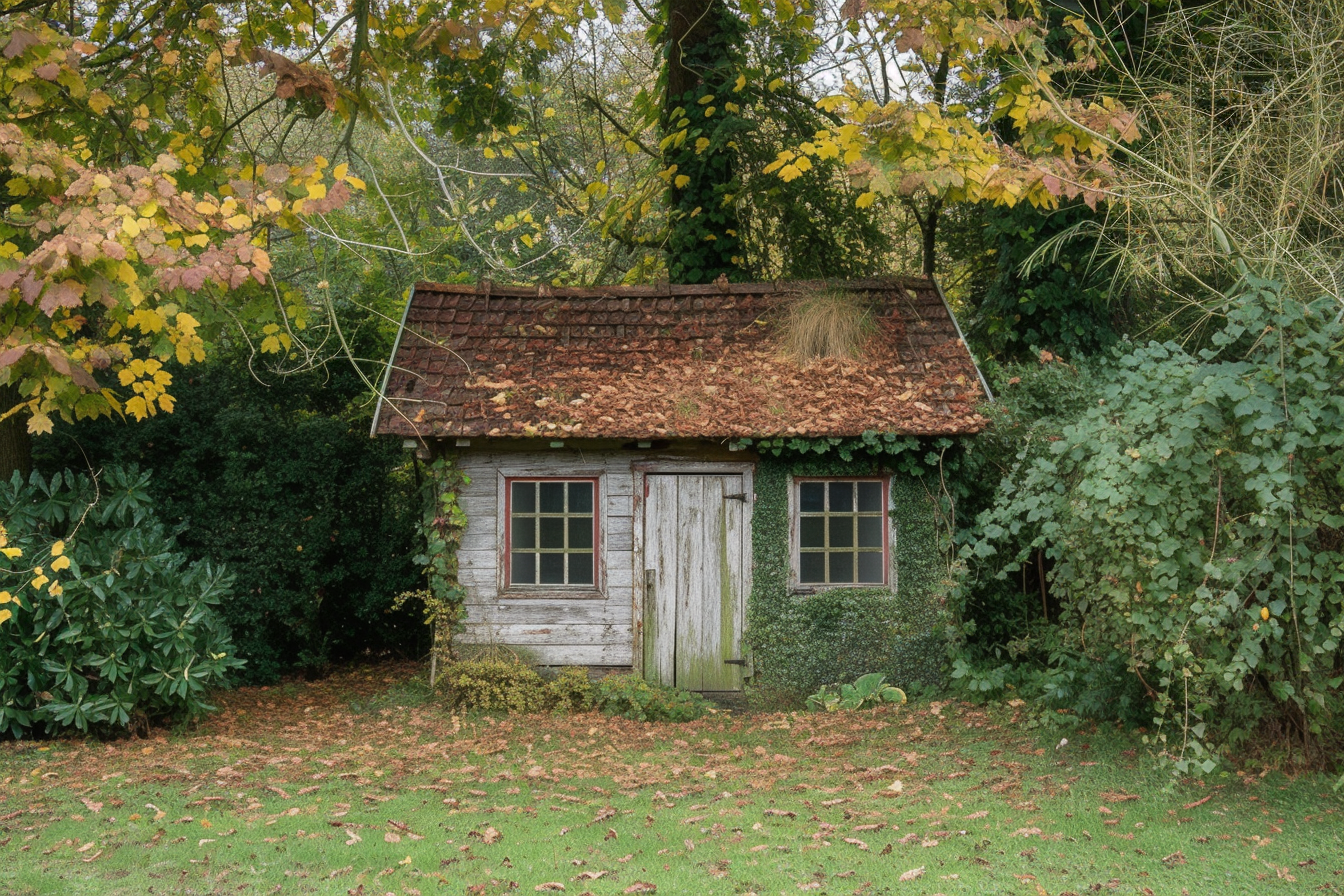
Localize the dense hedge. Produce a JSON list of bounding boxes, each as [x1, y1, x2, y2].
[[744, 453, 948, 705], [36, 355, 423, 684]]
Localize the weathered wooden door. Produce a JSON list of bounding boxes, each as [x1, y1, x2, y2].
[[642, 474, 749, 692]]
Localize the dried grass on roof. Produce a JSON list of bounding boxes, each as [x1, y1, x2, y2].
[[781, 288, 876, 361]]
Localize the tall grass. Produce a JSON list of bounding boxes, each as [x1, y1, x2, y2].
[[781, 289, 875, 361]]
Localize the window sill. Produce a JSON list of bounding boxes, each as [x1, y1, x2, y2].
[[499, 589, 607, 601]]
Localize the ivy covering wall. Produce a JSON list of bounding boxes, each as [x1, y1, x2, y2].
[[744, 454, 948, 705]]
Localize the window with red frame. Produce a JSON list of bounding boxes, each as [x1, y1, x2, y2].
[[507, 479, 596, 586], [796, 479, 887, 585]]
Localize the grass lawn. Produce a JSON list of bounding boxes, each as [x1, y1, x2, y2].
[[1, 665, 1340, 896]]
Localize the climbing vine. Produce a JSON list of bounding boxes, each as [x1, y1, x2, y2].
[[396, 454, 470, 670], [742, 442, 952, 707]]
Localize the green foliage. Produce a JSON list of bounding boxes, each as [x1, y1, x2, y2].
[[549, 666, 597, 714], [410, 454, 470, 661], [0, 467, 242, 737], [443, 658, 555, 714], [964, 202, 1124, 361], [35, 354, 423, 684], [962, 277, 1344, 772], [805, 673, 906, 712], [591, 674, 710, 722], [743, 453, 949, 706]]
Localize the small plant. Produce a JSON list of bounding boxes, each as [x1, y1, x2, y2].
[[548, 666, 596, 713], [781, 289, 876, 361], [806, 673, 907, 712], [442, 657, 553, 714], [591, 674, 711, 722]]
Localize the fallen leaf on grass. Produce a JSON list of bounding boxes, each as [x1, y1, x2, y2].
[[623, 884, 656, 894], [470, 826, 503, 844], [1099, 791, 1139, 802], [1162, 851, 1186, 867], [843, 838, 868, 850], [574, 871, 608, 881], [898, 866, 924, 882], [535, 883, 565, 891]]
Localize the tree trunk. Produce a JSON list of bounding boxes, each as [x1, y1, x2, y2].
[[0, 384, 33, 483], [661, 0, 745, 284]]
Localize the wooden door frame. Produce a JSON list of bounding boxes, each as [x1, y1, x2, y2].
[[631, 461, 754, 683]]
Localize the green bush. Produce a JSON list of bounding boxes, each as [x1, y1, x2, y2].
[[548, 666, 595, 713], [443, 658, 553, 713], [36, 351, 423, 683], [962, 278, 1344, 772], [0, 467, 243, 737], [591, 674, 710, 722]]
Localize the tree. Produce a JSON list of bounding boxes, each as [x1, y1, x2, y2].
[[774, 0, 1140, 274]]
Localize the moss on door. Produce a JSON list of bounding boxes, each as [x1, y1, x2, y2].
[[744, 454, 948, 705]]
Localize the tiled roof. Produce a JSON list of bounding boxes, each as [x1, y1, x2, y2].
[[371, 278, 989, 440]]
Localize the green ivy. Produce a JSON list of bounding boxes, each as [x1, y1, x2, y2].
[[743, 447, 952, 707], [409, 453, 471, 662]]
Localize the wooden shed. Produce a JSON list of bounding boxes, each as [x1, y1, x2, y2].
[[372, 278, 989, 695]]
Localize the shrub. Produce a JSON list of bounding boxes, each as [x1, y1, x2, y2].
[[592, 674, 710, 722], [548, 666, 595, 713], [443, 658, 553, 714], [36, 351, 423, 683], [0, 467, 243, 737], [962, 278, 1344, 773]]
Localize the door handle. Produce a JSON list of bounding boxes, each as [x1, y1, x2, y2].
[[724, 493, 749, 502], [724, 659, 746, 666]]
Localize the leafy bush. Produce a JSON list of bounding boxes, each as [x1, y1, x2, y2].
[[591, 674, 710, 723], [0, 467, 243, 737], [37, 351, 423, 683], [548, 666, 595, 713], [961, 278, 1344, 772], [444, 658, 554, 714], [806, 673, 907, 712]]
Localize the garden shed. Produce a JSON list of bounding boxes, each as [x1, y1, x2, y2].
[[371, 277, 989, 697]]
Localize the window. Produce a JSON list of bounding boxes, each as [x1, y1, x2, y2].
[[796, 479, 886, 585], [507, 479, 597, 587]]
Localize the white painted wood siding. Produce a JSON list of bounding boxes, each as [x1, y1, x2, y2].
[[454, 451, 637, 666]]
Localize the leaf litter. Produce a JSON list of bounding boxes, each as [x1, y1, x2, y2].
[[0, 662, 1340, 895]]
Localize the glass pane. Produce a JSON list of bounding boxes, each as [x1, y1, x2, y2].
[[512, 516, 536, 550], [799, 517, 825, 548], [539, 553, 565, 584], [568, 552, 594, 585], [568, 516, 593, 550], [511, 481, 536, 514], [829, 515, 854, 548], [799, 482, 825, 513], [511, 552, 536, 584], [539, 482, 566, 513], [857, 481, 883, 512], [857, 515, 883, 548], [829, 551, 854, 583], [857, 551, 884, 583], [799, 552, 826, 583], [829, 481, 853, 513], [539, 516, 565, 549], [568, 482, 593, 514]]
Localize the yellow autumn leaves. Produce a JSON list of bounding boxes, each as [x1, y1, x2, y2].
[[0, 534, 68, 625]]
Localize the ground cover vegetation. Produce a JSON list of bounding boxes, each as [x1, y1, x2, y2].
[[1, 0, 1342, 788], [1, 666, 1341, 895]]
